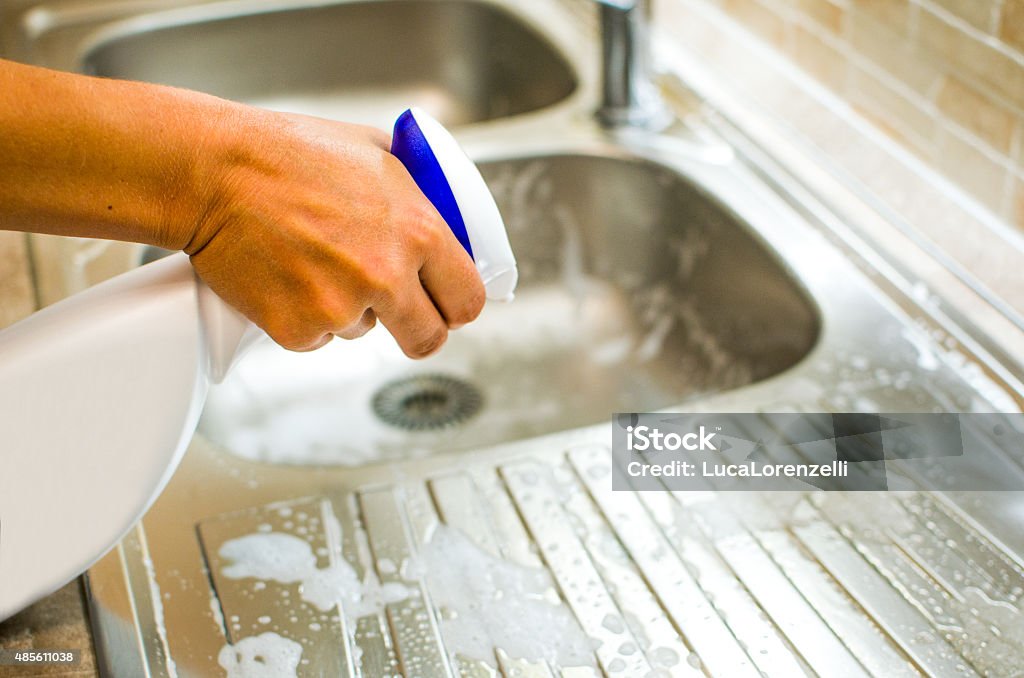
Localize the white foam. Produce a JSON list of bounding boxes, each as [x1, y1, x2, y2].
[[141, 554, 178, 677], [217, 523, 600, 671], [217, 532, 413, 621], [901, 326, 940, 371], [219, 533, 315, 583], [218, 632, 303, 678], [300, 563, 361, 612], [421, 525, 596, 668], [209, 595, 225, 630]]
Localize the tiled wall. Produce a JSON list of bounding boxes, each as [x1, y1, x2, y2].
[[690, 0, 1024, 228], [0, 232, 36, 328]]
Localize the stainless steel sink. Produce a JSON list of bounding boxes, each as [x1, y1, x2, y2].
[[15, 0, 1024, 676], [199, 152, 819, 465], [78, 0, 577, 126]]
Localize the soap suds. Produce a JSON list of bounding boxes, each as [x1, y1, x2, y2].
[[298, 563, 359, 611], [209, 595, 226, 630], [220, 533, 314, 583], [421, 525, 596, 668], [901, 326, 940, 371], [217, 525, 597, 671], [142, 554, 178, 677], [218, 632, 302, 678], [217, 532, 413, 621]]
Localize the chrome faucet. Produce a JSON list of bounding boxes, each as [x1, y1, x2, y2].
[[596, 0, 669, 128]]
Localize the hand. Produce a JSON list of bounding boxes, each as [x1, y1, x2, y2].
[[185, 110, 486, 357]]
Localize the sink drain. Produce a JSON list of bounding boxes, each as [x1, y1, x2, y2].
[[372, 374, 483, 431]]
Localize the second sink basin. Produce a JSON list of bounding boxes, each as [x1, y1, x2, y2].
[[79, 0, 577, 127], [198, 152, 820, 466]]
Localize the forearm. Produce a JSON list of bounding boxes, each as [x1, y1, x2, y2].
[[0, 58, 242, 249]]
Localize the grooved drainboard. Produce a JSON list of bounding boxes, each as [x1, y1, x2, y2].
[[194, 441, 1023, 676]]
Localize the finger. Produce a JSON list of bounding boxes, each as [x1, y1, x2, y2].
[[334, 308, 377, 340], [376, 282, 449, 359], [305, 334, 334, 351], [269, 330, 333, 352], [417, 223, 486, 329]]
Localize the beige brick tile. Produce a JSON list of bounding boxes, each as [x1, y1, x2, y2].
[[927, 0, 1000, 33], [30, 235, 139, 307], [657, 0, 723, 56], [1014, 124, 1024, 167], [721, 0, 789, 46], [918, 6, 1024, 110], [849, 65, 938, 157], [775, 89, 854, 142], [849, 0, 910, 30], [1013, 174, 1024, 228], [935, 75, 1018, 153], [756, 69, 835, 124], [788, 23, 850, 90], [936, 124, 1012, 212], [718, 42, 796, 102], [848, 7, 944, 94], [783, 0, 847, 33], [0, 230, 36, 329], [850, 103, 937, 163], [1001, 0, 1024, 54], [659, 0, 780, 86]]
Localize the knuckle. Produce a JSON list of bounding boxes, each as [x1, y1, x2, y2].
[[264, 320, 324, 353], [339, 321, 374, 341], [407, 206, 444, 251], [349, 324, 373, 340], [365, 277, 399, 309], [451, 284, 486, 326], [336, 309, 376, 339], [295, 336, 330, 352], [406, 324, 448, 359], [360, 311, 378, 333], [358, 260, 404, 305], [308, 286, 342, 318], [272, 331, 317, 352]]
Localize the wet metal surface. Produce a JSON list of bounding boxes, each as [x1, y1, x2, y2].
[[13, 0, 1024, 676], [78, 0, 576, 128]]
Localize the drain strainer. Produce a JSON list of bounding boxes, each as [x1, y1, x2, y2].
[[372, 374, 483, 430]]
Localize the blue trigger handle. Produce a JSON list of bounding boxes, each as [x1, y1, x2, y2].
[[390, 110, 475, 260]]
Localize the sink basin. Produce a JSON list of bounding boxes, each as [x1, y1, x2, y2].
[[79, 0, 577, 127], [61, 2, 1024, 675], [198, 153, 820, 465]]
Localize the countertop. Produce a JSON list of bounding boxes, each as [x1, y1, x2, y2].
[[0, 581, 96, 677]]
